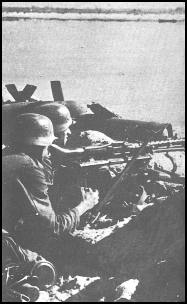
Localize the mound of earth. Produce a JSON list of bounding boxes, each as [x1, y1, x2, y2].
[[44, 189, 184, 302]]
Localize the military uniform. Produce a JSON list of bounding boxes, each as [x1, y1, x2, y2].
[[2, 111, 94, 300], [2, 150, 80, 255], [51, 130, 115, 207]]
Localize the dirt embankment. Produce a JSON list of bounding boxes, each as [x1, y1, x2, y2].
[[86, 190, 185, 302], [48, 189, 184, 302]]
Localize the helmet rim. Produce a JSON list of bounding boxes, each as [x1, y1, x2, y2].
[[54, 119, 73, 134], [15, 135, 58, 146], [12, 113, 56, 146]]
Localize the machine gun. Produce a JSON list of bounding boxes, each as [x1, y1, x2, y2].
[[49, 137, 185, 203], [49, 138, 185, 169], [49, 137, 184, 222]]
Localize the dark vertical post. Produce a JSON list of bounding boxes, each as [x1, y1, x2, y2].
[[50, 81, 64, 102]]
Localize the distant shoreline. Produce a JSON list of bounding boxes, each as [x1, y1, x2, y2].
[[2, 6, 185, 14], [2, 5, 185, 22]]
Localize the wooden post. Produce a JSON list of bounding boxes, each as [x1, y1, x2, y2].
[[50, 81, 64, 102]]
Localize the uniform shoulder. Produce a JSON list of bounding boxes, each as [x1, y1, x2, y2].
[[67, 130, 114, 148], [2, 153, 35, 170]]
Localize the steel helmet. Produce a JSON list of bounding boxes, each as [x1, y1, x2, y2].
[[12, 113, 56, 146], [32, 102, 72, 134], [62, 100, 93, 119]]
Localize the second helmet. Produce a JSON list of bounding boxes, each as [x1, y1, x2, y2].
[[62, 100, 93, 119], [32, 102, 72, 135]]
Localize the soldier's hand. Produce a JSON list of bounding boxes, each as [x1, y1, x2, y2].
[[75, 188, 99, 216], [81, 187, 99, 210]]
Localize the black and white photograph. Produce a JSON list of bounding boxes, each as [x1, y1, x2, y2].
[[2, 2, 185, 302]]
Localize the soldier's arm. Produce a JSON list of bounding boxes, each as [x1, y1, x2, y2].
[[20, 165, 81, 236]]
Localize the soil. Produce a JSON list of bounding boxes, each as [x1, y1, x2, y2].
[[44, 182, 185, 302]]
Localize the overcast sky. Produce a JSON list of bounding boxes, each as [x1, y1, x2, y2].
[[2, 2, 185, 9]]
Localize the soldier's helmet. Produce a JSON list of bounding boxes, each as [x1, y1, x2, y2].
[[62, 100, 93, 119], [11, 113, 56, 146], [32, 102, 73, 135]]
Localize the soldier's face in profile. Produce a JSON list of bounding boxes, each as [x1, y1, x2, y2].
[[57, 128, 71, 146], [64, 128, 72, 145]]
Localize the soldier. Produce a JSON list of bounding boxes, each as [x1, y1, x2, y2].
[[32, 102, 115, 200], [2, 113, 99, 265], [30, 102, 74, 147], [62, 100, 114, 148]]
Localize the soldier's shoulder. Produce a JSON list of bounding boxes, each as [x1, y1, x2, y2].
[[2, 153, 35, 169], [80, 130, 114, 146], [67, 130, 114, 148]]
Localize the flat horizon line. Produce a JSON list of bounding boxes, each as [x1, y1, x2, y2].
[[2, 6, 185, 14]]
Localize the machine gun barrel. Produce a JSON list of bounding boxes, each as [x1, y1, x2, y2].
[[110, 138, 185, 155], [147, 138, 185, 150]]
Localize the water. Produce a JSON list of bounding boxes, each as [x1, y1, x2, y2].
[[2, 20, 185, 134]]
